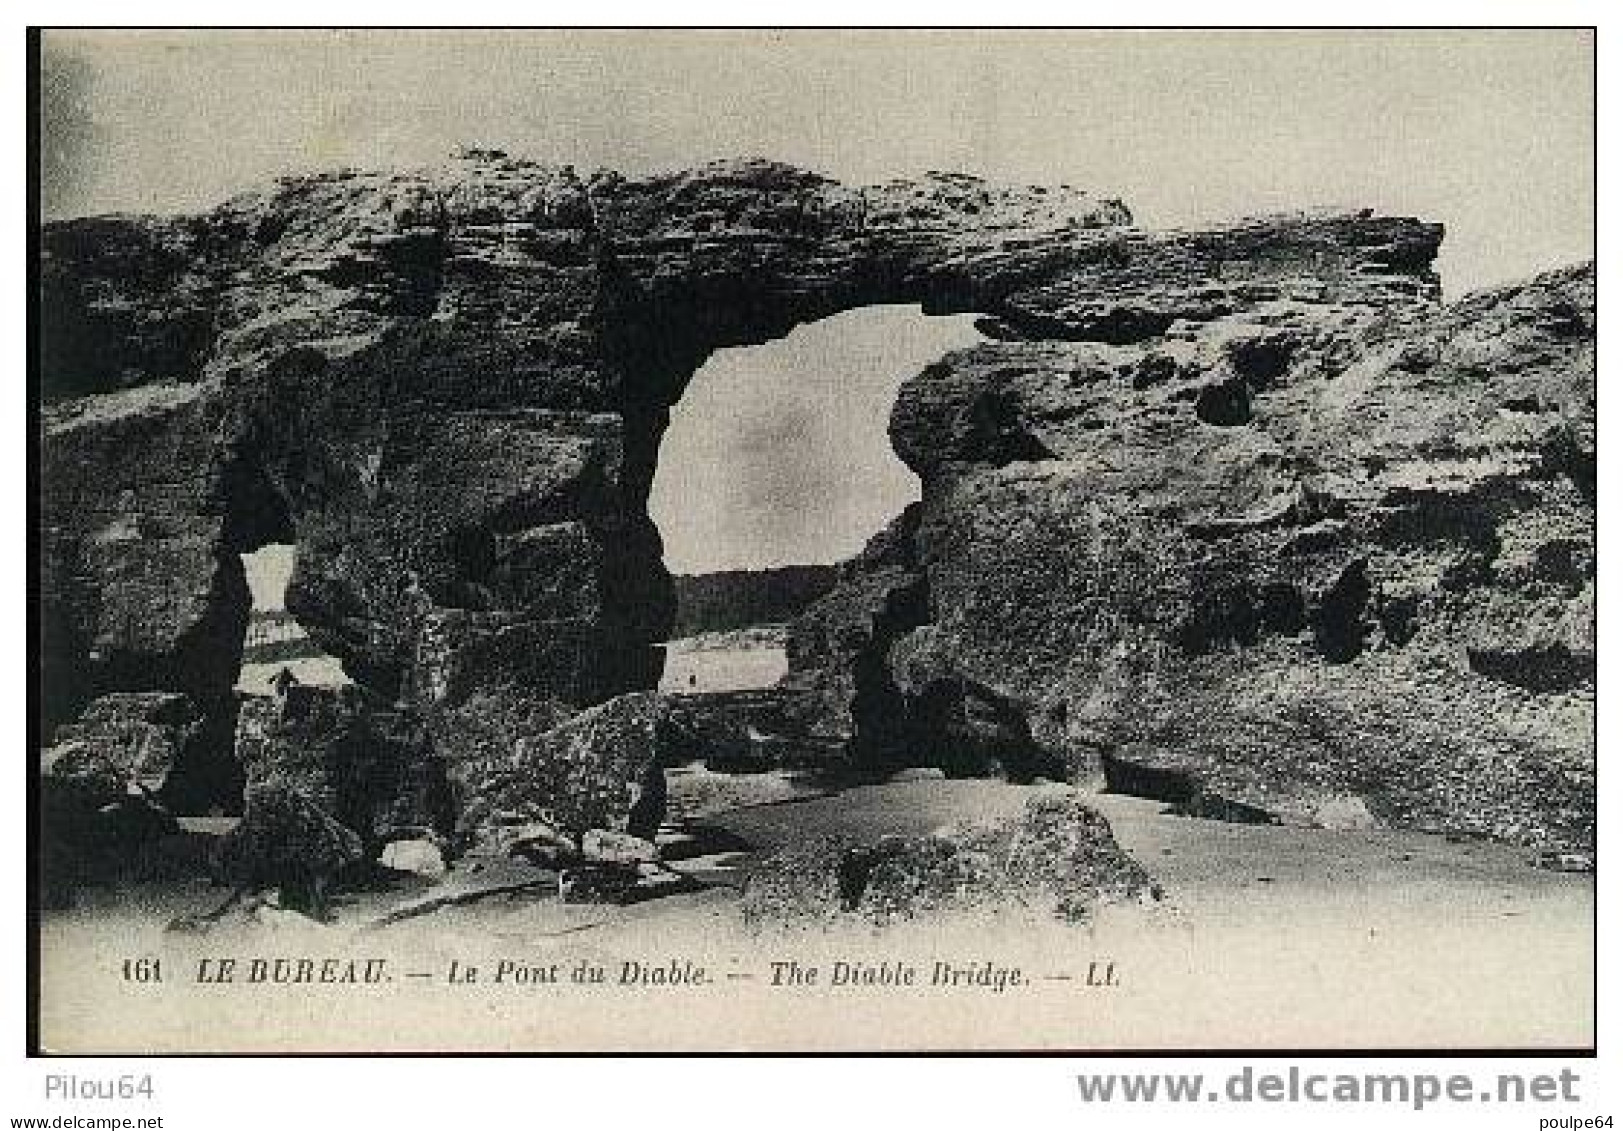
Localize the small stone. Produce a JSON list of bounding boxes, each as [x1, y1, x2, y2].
[[582, 829, 658, 867], [379, 838, 447, 879]]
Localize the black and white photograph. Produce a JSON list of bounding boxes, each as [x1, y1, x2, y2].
[[21, 23, 1600, 1071]]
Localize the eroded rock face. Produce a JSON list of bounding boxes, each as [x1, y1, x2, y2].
[[47, 692, 196, 793], [233, 683, 446, 856], [213, 781, 366, 913], [862, 262, 1595, 850], [453, 691, 668, 854], [39, 386, 249, 735], [47, 152, 1573, 858]]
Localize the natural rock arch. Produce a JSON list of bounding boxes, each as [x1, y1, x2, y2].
[[43, 153, 1592, 859], [41, 158, 1432, 704]]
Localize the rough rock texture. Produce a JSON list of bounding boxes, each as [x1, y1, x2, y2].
[[39, 387, 249, 740], [233, 683, 447, 856], [783, 505, 1063, 779], [47, 691, 196, 795], [379, 838, 447, 879], [663, 688, 809, 770], [740, 791, 1153, 928], [37, 155, 1138, 839], [212, 781, 365, 913], [841, 261, 1593, 850], [781, 506, 929, 764], [40, 151, 1585, 856], [671, 565, 839, 635], [39, 693, 201, 905], [453, 691, 669, 854]]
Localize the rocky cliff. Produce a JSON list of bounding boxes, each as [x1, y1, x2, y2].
[[810, 260, 1595, 850], [38, 151, 1590, 864]]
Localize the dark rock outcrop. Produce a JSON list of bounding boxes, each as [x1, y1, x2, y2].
[[845, 261, 1593, 850], [741, 791, 1154, 927], [39, 386, 249, 742], [453, 691, 669, 854], [47, 691, 196, 794], [211, 781, 366, 915], [234, 682, 446, 857], [39, 692, 199, 904], [782, 505, 930, 766]]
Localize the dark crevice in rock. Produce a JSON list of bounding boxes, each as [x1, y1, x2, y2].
[[835, 839, 907, 911], [607, 396, 678, 655], [1178, 582, 1261, 653], [1225, 333, 1298, 387], [1376, 593, 1421, 647], [1100, 750, 1277, 825], [62, 161, 1598, 872], [1467, 644, 1591, 693], [325, 226, 449, 318], [1311, 560, 1370, 664], [1194, 377, 1253, 427], [97, 549, 252, 706], [1176, 579, 1306, 656], [962, 388, 1055, 466]]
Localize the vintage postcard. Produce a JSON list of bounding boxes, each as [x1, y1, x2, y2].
[[31, 28, 1595, 1053]]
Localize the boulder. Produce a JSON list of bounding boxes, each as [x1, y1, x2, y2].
[[212, 781, 365, 914], [233, 683, 442, 854], [379, 838, 448, 879], [660, 688, 811, 770], [741, 791, 1153, 928], [49, 691, 197, 795], [453, 691, 669, 853]]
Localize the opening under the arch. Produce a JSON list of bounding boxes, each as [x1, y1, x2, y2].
[[648, 304, 985, 694], [236, 543, 352, 695], [648, 304, 985, 575]]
